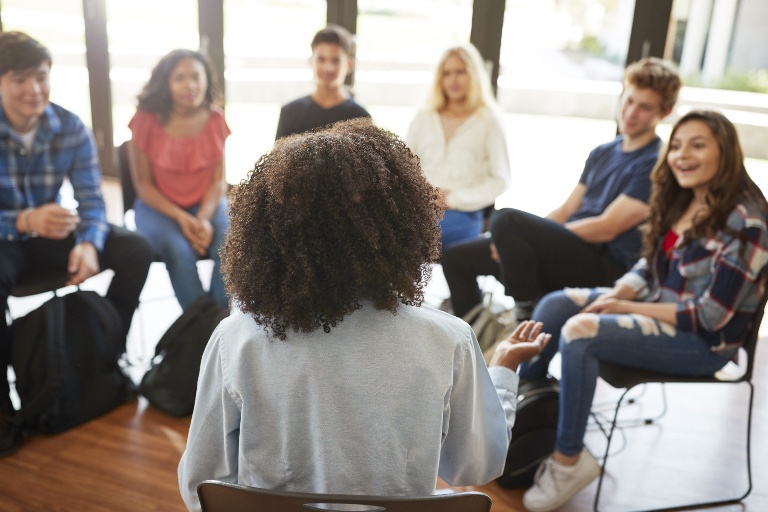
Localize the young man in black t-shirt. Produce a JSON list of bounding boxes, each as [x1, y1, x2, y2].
[[275, 24, 370, 139]]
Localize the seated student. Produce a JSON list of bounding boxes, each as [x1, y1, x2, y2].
[[441, 57, 682, 321], [406, 43, 511, 250], [520, 111, 768, 511], [128, 49, 230, 310], [177, 119, 549, 511], [275, 24, 370, 139], [0, 31, 153, 456]]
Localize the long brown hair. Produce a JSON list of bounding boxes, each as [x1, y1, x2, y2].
[[643, 110, 768, 261]]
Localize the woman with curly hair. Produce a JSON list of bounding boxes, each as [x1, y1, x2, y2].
[[127, 49, 230, 309], [178, 118, 548, 510], [519, 110, 768, 512], [406, 43, 511, 250]]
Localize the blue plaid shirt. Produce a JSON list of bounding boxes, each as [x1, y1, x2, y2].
[[0, 101, 108, 250], [617, 194, 768, 350]]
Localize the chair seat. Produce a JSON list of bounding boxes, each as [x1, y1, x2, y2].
[[598, 361, 727, 389]]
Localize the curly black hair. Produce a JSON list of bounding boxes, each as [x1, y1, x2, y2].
[[222, 118, 442, 340]]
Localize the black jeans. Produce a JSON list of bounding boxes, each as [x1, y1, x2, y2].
[[442, 208, 627, 317], [0, 225, 153, 406]]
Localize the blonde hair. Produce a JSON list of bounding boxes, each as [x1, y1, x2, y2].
[[427, 43, 496, 114]]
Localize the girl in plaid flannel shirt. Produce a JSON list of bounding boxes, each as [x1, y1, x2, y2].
[[520, 110, 768, 512]]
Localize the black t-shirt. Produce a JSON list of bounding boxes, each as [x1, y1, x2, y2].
[[275, 95, 371, 139]]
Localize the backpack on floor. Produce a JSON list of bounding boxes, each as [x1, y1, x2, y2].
[[496, 376, 560, 488], [462, 292, 515, 353], [10, 290, 134, 435], [140, 296, 229, 417]]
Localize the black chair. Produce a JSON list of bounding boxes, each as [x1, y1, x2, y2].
[[592, 291, 768, 512], [197, 481, 492, 512], [118, 141, 136, 221]]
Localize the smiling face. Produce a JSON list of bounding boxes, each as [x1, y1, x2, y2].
[[441, 53, 470, 104], [667, 119, 721, 198], [310, 42, 352, 91], [0, 60, 51, 132], [167, 57, 208, 112]]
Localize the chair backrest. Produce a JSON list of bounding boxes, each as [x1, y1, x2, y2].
[[197, 481, 492, 512], [118, 140, 136, 216]]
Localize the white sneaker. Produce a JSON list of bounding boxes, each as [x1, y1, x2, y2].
[[522, 449, 601, 512]]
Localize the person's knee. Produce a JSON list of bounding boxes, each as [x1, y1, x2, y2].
[[106, 228, 154, 267], [535, 288, 588, 314], [561, 313, 601, 344], [562, 287, 594, 307], [129, 232, 154, 263], [489, 208, 525, 236]]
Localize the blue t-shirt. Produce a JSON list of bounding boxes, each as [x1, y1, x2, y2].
[[570, 135, 660, 269]]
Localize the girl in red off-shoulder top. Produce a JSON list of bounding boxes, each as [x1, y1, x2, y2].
[[127, 49, 230, 310]]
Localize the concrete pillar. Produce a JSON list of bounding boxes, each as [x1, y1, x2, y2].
[[702, 0, 738, 85], [679, 0, 714, 76]]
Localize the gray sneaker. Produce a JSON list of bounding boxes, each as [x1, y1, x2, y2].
[[523, 449, 601, 512]]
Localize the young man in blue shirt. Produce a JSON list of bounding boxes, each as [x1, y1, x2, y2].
[[442, 58, 682, 323], [0, 31, 153, 456]]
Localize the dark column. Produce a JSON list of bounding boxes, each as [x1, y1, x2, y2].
[[326, 0, 358, 89], [470, 0, 506, 96], [626, 0, 674, 64], [198, 0, 226, 102], [82, 0, 116, 177]]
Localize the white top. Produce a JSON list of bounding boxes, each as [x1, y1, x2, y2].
[[178, 303, 519, 511], [406, 107, 511, 211]]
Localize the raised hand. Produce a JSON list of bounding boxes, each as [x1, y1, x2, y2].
[[489, 320, 551, 371]]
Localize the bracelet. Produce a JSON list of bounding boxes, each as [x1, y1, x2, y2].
[[22, 208, 38, 237]]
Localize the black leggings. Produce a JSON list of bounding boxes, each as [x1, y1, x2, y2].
[[442, 208, 626, 317]]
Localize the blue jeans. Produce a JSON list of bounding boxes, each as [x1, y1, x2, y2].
[[440, 209, 484, 250], [135, 197, 229, 309], [520, 288, 734, 456]]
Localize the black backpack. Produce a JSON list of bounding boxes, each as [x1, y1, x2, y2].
[[496, 376, 560, 488], [10, 290, 134, 435], [140, 296, 229, 417]]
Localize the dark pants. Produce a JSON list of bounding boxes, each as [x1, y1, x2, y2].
[[442, 208, 626, 317], [0, 225, 153, 408]]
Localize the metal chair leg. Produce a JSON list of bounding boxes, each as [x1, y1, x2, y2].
[[593, 382, 753, 512], [593, 387, 631, 511]]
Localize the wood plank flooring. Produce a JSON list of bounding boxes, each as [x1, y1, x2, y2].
[[1, 340, 766, 511]]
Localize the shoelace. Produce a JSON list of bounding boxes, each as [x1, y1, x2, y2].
[[533, 458, 562, 493]]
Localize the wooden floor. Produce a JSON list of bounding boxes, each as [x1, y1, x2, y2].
[[1, 338, 766, 512], [2, 192, 766, 511]]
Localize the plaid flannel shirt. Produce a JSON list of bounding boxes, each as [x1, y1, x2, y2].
[[0, 101, 108, 250], [616, 195, 768, 350]]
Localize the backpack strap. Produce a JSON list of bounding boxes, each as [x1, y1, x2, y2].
[[13, 295, 66, 427]]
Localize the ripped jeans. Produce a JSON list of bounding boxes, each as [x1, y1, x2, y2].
[[519, 288, 734, 456]]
